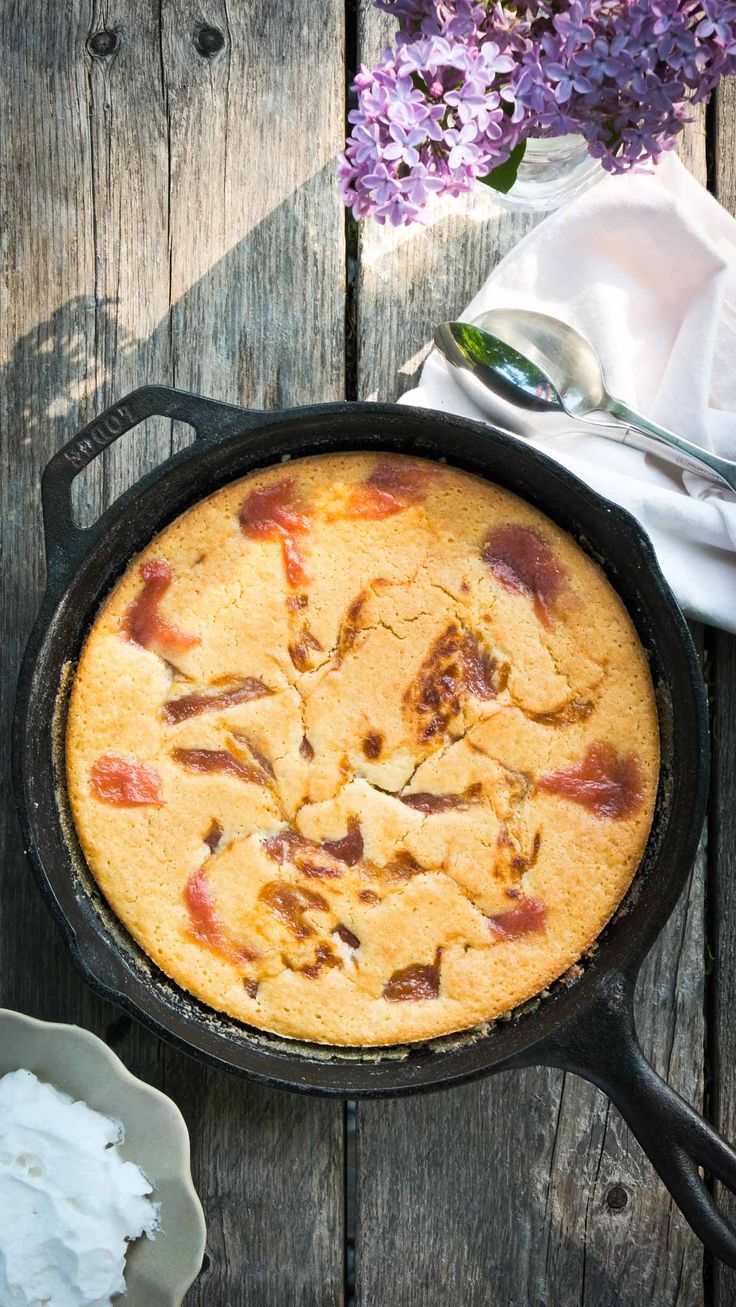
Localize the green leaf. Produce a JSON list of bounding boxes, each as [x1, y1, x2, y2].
[[602, 115, 619, 150], [477, 140, 527, 195]]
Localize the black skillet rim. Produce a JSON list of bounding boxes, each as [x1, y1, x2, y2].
[[12, 397, 709, 1096]]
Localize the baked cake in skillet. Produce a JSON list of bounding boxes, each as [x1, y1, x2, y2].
[[66, 453, 659, 1045]]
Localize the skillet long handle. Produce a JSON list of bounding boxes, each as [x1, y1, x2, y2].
[[535, 971, 736, 1267], [41, 384, 266, 591]]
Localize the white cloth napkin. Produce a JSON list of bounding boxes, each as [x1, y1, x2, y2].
[[401, 152, 736, 632]]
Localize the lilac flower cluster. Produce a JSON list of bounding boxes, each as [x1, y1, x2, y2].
[[339, 0, 736, 224]]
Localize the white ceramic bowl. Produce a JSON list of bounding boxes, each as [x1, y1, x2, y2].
[[0, 1007, 207, 1306]]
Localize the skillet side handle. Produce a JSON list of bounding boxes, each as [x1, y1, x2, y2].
[[41, 384, 265, 590], [536, 971, 736, 1268]]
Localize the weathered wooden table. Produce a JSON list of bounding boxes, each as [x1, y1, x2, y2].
[[2, 5, 735, 1304]]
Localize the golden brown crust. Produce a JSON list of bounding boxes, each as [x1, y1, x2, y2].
[[65, 453, 659, 1045]]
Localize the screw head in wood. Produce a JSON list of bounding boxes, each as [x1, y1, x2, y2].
[[87, 29, 119, 57], [194, 25, 225, 56], [605, 1183, 628, 1211]]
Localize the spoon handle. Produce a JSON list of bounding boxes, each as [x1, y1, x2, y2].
[[606, 397, 736, 494]]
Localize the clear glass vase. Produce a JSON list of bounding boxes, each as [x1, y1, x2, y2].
[[495, 134, 603, 213]]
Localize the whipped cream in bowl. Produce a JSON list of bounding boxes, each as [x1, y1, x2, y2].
[[0, 1069, 159, 1305], [0, 1009, 206, 1307]]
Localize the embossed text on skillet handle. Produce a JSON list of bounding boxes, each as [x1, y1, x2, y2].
[[40, 384, 262, 589]]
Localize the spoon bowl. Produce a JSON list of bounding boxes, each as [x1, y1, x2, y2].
[[474, 308, 609, 417], [433, 320, 562, 413]]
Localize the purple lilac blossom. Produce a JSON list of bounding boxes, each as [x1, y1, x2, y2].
[[340, 0, 736, 224]]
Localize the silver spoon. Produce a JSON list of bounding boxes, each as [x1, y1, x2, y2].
[[435, 309, 736, 494]]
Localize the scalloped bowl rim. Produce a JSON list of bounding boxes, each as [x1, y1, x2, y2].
[[0, 1007, 206, 1306]]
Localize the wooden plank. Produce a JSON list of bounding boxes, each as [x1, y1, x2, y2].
[[709, 73, 736, 1307], [161, 0, 347, 411], [0, 3, 346, 1304], [156, 4, 347, 1302], [353, 7, 707, 1300], [0, 0, 168, 1081], [710, 632, 736, 1307]]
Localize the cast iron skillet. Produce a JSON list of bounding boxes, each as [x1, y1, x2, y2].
[[13, 385, 736, 1263]]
